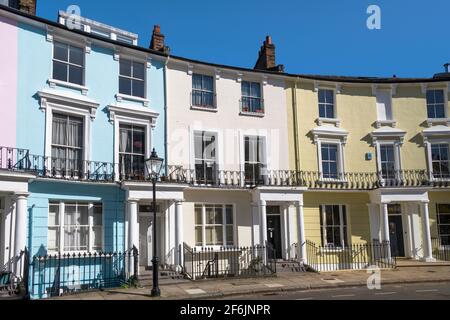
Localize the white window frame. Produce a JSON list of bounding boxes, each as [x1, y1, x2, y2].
[[437, 204, 450, 249], [425, 139, 450, 180], [113, 115, 152, 180], [48, 35, 90, 95], [316, 138, 345, 182], [189, 127, 222, 183], [375, 140, 402, 180], [320, 204, 348, 249], [194, 203, 236, 249], [48, 201, 104, 254], [318, 88, 336, 119]]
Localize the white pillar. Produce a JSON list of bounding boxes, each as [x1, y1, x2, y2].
[[175, 200, 184, 267], [367, 203, 381, 242], [420, 201, 435, 262], [281, 205, 288, 260], [251, 202, 260, 246], [128, 200, 139, 251], [14, 193, 28, 256], [380, 203, 390, 243], [296, 201, 306, 263], [259, 200, 267, 245]]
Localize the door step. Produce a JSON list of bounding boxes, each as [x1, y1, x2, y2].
[[275, 260, 307, 273]]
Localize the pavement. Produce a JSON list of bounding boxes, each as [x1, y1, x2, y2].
[[49, 264, 450, 300]]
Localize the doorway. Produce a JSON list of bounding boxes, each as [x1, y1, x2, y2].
[[388, 204, 405, 257], [139, 216, 152, 268], [266, 206, 282, 259]]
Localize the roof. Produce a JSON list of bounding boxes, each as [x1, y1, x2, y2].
[[1, 4, 450, 84]]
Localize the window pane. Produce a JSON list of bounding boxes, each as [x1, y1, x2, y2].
[[53, 61, 68, 82], [214, 206, 222, 224], [48, 227, 59, 251], [195, 226, 203, 246], [241, 81, 250, 96], [435, 105, 446, 118], [132, 79, 145, 98], [195, 205, 202, 224], [225, 205, 233, 224], [54, 42, 68, 61], [438, 214, 450, 225], [64, 204, 77, 225], [435, 90, 444, 103], [92, 227, 102, 250], [49, 204, 59, 225], [93, 205, 102, 225], [203, 75, 213, 92], [68, 65, 83, 85], [120, 59, 132, 77], [226, 226, 233, 245], [69, 45, 84, 66], [132, 61, 145, 80], [251, 82, 261, 98], [438, 204, 450, 213], [132, 127, 145, 154], [192, 74, 202, 90], [79, 205, 89, 225], [427, 90, 435, 104], [119, 77, 132, 96], [318, 89, 325, 103], [205, 205, 214, 224]]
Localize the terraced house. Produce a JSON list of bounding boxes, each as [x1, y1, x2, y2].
[[0, 1, 449, 300]]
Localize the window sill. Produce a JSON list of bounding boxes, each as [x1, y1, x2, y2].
[[116, 93, 149, 106], [316, 117, 341, 127], [48, 79, 89, 95], [375, 120, 397, 128], [191, 105, 218, 112], [239, 111, 265, 117], [426, 118, 450, 127]]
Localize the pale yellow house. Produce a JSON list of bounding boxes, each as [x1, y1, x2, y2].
[[286, 72, 450, 264]]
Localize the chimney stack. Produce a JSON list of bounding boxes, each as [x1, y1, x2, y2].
[[254, 35, 284, 72], [150, 25, 170, 54], [6, 0, 37, 15], [444, 63, 450, 73]]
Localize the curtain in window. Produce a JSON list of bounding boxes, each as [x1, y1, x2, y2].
[[52, 116, 67, 145], [119, 127, 131, 153], [192, 74, 202, 90], [67, 118, 83, 148]]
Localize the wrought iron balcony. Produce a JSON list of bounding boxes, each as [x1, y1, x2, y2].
[[1, 147, 449, 189]]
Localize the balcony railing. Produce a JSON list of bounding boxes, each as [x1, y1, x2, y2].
[[191, 90, 216, 110], [1, 147, 450, 189]]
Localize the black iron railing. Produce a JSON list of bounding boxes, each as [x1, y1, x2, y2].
[[28, 248, 138, 298], [1, 147, 449, 190], [240, 97, 264, 114], [182, 243, 276, 280], [432, 237, 450, 261], [191, 91, 216, 109], [304, 240, 396, 272]]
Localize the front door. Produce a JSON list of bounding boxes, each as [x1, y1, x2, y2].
[[266, 206, 282, 259], [388, 215, 405, 257], [139, 216, 152, 268]]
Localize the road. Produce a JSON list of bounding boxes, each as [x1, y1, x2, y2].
[[222, 281, 450, 300]]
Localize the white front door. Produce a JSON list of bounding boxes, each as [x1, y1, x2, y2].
[[139, 216, 152, 267]]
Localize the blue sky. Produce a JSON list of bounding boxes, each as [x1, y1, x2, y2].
[[38, 0, 449, 78]]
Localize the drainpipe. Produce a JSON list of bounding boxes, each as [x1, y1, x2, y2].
[[163, 56, 170, 175], [292, 78, 300, 171]]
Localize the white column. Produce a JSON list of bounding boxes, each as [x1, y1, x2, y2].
[[367, 203, 381, 241], [175, 200, 184, 267], [280, 205, 288, 260], [287, 205, 296, 260], [127, 200, 139, 251], [259, 200, 267, 245], [251, 202, 260, 246], [380, 203, 390, 243], [420, 201, 435, 262], [296, 200, 306, 263], [14, 193, 28, 256]]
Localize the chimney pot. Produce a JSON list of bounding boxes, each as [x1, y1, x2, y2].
[[254, 35, 284, 72], [266, 36, 272, 45], [444, 63, 450, 73]]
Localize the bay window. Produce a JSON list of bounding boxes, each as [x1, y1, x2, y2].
[[48, 201, 103, 253], [195, 204, 234, 247]]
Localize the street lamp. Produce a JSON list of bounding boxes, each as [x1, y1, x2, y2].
[[145, 148, 164, 297]]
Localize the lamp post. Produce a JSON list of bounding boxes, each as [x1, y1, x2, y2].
[[145, 148, 164, 297]]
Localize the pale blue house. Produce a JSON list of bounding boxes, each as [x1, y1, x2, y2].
[[0, 4, 172, 299]]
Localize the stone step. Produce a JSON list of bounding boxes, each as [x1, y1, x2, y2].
[[275, 261, 307, 273]]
